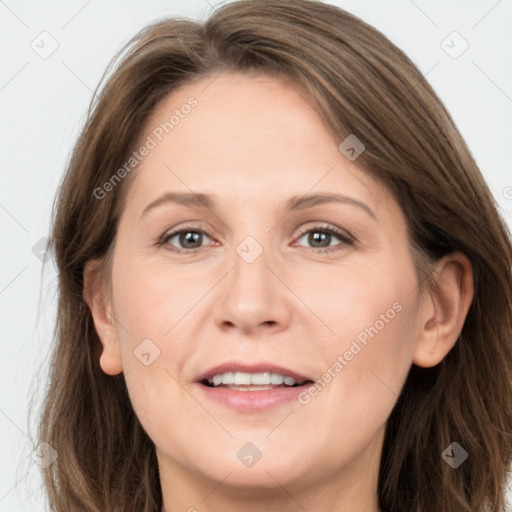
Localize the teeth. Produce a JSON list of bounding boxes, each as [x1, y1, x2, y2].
[[207, 371, 302, 387], [234, 371, 251, 385], [221, 372, 234, 385], [226, 384, 276, 391], [270, 374, 284, 385]]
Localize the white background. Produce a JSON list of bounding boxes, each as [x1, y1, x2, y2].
[[1, 0, 511, 510]]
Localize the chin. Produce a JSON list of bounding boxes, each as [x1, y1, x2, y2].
[[197, 449, 310, 488]]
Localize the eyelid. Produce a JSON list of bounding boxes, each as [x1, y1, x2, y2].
[[156, 222, 356, 254], [156, 223, 215, 254], [292, 223, 355, 254], [294, 223, 354, 243]]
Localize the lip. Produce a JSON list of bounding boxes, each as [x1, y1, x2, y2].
[[196, 382, 312, 412], [195, 361, 314, 413], [195, 361, 312, 383]]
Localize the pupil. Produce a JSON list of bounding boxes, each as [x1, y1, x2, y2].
[[181, 231, 201, 248], [310, 231, 329, 247], [179, 231, 330, 250]]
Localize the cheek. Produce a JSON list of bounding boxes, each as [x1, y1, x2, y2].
[[300, 254, 417, 349], [110, 258, 203, 403], [299, 295, 419, 472], [112, 257, 199, 342], [305, 255, 420, 414], [315, 297, 416, 410]]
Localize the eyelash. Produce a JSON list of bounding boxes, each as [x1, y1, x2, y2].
[[155, 223, 355, 255]]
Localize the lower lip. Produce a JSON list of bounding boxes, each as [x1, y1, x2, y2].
[[197, 383, 309, 412]]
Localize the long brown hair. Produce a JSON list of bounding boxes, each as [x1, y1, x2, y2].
[[32, 1, 512, 510]]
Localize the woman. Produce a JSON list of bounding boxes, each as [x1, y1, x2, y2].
[[35, 0, 512, 510]]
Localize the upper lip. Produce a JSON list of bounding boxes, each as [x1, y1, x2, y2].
[[196, 361, 313, 383]]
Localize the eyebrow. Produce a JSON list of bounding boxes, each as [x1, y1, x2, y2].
[[141, 191, 376, 220]]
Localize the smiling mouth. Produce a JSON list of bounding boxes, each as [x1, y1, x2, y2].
[[197, 372, 315, 411], [200, 380, 314, 390], [196, 365, 315, 393]]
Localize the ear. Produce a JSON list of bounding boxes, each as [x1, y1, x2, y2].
[[412, 252, 474, 368], [83, 259, 123, 375]]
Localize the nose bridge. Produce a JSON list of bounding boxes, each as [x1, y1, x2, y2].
[[233, 235, 272, 284], [230, 231, 275, 304], [213, 227, 290, 333]]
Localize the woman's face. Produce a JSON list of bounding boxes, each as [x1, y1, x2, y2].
[[94, 72, 431, 507]]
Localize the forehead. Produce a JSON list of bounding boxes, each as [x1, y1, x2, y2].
[[144, 72, 337, 156], [124, 72, 393, 220]]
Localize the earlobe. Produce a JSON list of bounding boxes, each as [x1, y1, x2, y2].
[[412, 252, 474, 368], [83, 259, 123, 376]]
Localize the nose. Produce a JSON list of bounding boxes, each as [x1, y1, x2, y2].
[[213, 239, 292, 336]]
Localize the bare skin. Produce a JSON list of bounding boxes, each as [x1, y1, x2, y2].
[[84, 72, 474, 512]]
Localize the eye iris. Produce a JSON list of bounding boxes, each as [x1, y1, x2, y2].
[[170, 228, 340, 251], [309, 231, 330, 248], [180, 231, 202, 248]]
